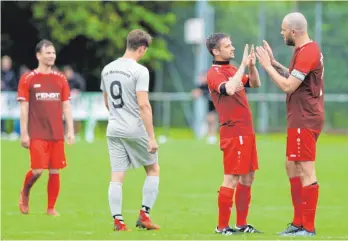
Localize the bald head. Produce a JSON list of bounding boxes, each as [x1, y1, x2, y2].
[[283, 12, 308, 34]]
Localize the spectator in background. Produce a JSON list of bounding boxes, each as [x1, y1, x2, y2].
[[63, 65, 86, 93], [19, 65, 30, 77], [8, 65, 32, 138], [63, 65, 86, 139], [1, 55, 18, 137], [192, 72, 218, 144], [1, 55, 17, 91]]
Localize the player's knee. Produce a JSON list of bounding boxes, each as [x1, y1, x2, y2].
[[285, 159, 300, 177], [111, 171, 125, 183], [145, 163, 160, 176], [240, 172, 255, 186], [32, 169, 44, 175], [49, 169, 60, 174], [300, 162, 316, 178], [222, 174, 239, 189]]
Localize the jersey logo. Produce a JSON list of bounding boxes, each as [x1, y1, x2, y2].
[[36, 92, 60, 101], [34, 84, 41, 88]]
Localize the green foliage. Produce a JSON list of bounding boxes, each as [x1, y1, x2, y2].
[[31, 1, 176, 68]]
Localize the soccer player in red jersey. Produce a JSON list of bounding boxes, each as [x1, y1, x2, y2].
[[17, 40, 75, 216], [205, 33, 262, 235], [256, 13, 324, 236]]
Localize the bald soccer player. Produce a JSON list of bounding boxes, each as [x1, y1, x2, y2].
[[256, 12, 324, 237], [101, 29, 160, 231]]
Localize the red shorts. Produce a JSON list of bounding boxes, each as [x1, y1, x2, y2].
[[29, 140, 67, 169], [286, 128, 320, 161], [220, 135, 259, 175]]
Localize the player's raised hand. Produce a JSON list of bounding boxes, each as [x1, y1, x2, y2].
[[66, 131, 75, 145], [256, 46, 272, 69], [263, 40, 276, 64], [249, 44, 256, 66], [241, 44, 250, 67], [148, 137, 158, 154], [20, 133, 30, 148]]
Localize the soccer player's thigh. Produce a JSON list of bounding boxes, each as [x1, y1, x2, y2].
[[286, 128, 318, 162], [122, 136, 157, 169], [50, 141, 67, 169], [220, 136, 254, 175], [30, 140, 50, 169], [249, 135, 259, 172], [107, 136, 131, 171]]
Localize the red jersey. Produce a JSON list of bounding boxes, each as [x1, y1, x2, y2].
[[207, 63, 254, 138], [287, 41, 324, 131], [17, 70, 71, 140]]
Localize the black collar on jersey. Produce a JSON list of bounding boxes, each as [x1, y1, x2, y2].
[[213, 60, 230, 65]]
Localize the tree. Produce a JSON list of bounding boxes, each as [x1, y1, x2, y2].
[[31, 1, 176, 69]]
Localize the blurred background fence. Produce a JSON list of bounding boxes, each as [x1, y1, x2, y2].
[[1, 1, 348, 141]]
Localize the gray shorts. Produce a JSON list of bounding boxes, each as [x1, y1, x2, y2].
[[107, 136, 158, 171]]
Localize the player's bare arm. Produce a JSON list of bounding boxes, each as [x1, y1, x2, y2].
[[225, 44, 250, 95], [247, 44, 261, 88], [62, 100, 75, 145], [263, 40, 290, 78], [103, 91, 109, 110], [19, 101, 30, 148], [136, 91, 158, 153], [256, 46, 302, 94]]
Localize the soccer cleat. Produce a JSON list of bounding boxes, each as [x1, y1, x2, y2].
[[47, 208, 60, 216], [280, 228, 316, 237], [19, 191, 29, 214], [235, 224, 263, 233], [114, 219, 131, 231], [215, 226, 237, 235], [278, 223, 302, 235], [291, 229, 316, 236], [135, 210, 160, 230]]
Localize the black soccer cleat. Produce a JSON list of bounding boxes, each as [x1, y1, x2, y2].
[[215, 226, 237, 235], [235, 224, 263, 233]]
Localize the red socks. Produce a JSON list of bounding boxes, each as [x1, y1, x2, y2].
[[302, 184, 319, 232], [235, 183, 251, 227], [290, 177, 303, 227], [218, 186, 234, 229], [290, 177, 319, 232], [47, 173, 60, 209], [22, 170, 41, 196]]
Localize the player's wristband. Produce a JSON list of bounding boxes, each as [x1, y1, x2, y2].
[[219, 83, 228, 96]]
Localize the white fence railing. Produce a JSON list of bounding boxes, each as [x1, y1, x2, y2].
[[1, 91, 348, 141]]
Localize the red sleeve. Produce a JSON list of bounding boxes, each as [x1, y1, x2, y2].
[[242, 74, 249, 85], [61, 76, 71, 101], [17, 74, 30, 101], [293, 44, 320, 75], [207, 68, 228, 93]]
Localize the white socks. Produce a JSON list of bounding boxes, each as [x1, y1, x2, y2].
[[108, 182, 122, 217], [142, 176, 160, 211]]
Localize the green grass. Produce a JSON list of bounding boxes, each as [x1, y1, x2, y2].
[[1, 133, 348, 240]]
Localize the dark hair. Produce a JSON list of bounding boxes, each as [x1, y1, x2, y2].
[[35, 39, 54, 53], [206, 33, 230, 56], [127, 29, 152, 51]]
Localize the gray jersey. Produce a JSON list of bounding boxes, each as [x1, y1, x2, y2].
[[101, 58, 149, 138]]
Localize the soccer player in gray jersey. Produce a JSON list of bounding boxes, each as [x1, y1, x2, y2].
[[100, 29, 160, 231]]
